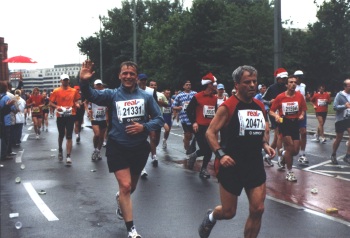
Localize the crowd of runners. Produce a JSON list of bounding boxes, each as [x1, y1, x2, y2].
[[1, 61, 349, 238]]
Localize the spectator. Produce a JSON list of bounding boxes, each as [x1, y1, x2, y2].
[[330, 79, 350, 165]]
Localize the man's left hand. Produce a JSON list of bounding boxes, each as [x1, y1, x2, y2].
[[125, 121, 143, 135]]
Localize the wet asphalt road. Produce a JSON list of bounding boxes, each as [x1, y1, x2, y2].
[[1, 114, 350, 238]]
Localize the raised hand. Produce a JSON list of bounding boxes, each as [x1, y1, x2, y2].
[[80, 60, 95, 81]]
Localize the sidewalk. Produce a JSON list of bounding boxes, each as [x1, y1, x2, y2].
[[307, 113, 348, 139]]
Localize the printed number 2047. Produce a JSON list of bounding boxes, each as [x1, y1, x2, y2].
[[245, 118, 264, 129]]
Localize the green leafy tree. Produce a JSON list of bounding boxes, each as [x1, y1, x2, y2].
[[305, 0, 350, 93]]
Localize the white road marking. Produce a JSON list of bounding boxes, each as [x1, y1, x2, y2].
[[303, 160, 331, 170], [170, 131, 184, 138], [302, 155, 350, 180], [22, 134, 29, 142], [313, 170, 350, 175], [27, 126, 33, 131], [23, 182, 59, 221], [324, 164, 350, 168], [267, 195, 350, 227]]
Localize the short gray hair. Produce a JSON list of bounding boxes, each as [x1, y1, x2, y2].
[[232, 65, 257, 83]]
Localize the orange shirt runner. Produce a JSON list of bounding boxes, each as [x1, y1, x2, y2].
[[49, 87, 80, 117]]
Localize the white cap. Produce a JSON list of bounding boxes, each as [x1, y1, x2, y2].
[[294, 70, 304, 76], [94, 79, 103, 85], [60, 74, 69, 80]]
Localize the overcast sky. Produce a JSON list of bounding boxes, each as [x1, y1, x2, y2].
[[1, 0, 325, 70]]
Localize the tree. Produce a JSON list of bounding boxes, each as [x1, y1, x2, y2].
[[306, 0, 350, 92]]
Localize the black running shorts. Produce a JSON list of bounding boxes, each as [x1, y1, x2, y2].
[[106, 139, 150, 175], [279, 118, 300, 140], [216, 157, 266, 196], [91, 120, 107, 129], [335, 119, 350, 133]]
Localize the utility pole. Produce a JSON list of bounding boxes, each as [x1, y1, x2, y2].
[[274, 0, 282, 80], [133, 0, 137, 63], [99, 15, 103, 81]]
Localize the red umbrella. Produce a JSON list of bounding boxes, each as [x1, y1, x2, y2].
[[2, 55, 37, 63]]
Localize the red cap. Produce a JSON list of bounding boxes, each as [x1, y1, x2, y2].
[[201, 72, 217, 85], [274, 68, 288, 78]]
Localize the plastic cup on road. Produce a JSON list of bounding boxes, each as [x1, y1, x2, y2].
[[15, 177, 21, 183], [15, 221, 22, 230], [20, 164, 25, 170], [38, 190, 46, 195]]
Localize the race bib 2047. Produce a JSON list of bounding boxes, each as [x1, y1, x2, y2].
[[237, 109, 265, 136]]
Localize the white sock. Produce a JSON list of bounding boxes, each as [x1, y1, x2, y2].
[[209, 212, 216, 222]]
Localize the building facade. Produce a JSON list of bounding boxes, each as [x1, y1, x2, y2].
[[10, 64, 81, 92], [0, 37, 9, 81]]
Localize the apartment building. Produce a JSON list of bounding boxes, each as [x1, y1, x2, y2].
[[10, 64, 81, 92]]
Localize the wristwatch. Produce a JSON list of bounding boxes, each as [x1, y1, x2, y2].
[[215, 148, 226, 160]]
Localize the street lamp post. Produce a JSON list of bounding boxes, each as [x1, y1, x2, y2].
[[274, 0, 282, 78], [133, 0, 137, 63], [99, 15, 103, 81]]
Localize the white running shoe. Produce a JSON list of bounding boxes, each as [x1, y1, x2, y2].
[[91, 151, 97, 161], [162, 139, 167, 149], [141, 169, 148, 178], [320, 137, 327, 144], [151, 155, 158, 167], [97, 152, 102, 160], [298, 155, 309, 164], [58, 151, 63, 162], [66, 157, 72, 165], [277, 156, 285, 170], [264, 154, 274, 167], [286, 171, 297, 182], [36, 134, 40, 140], [128, 226, 142, 238]]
